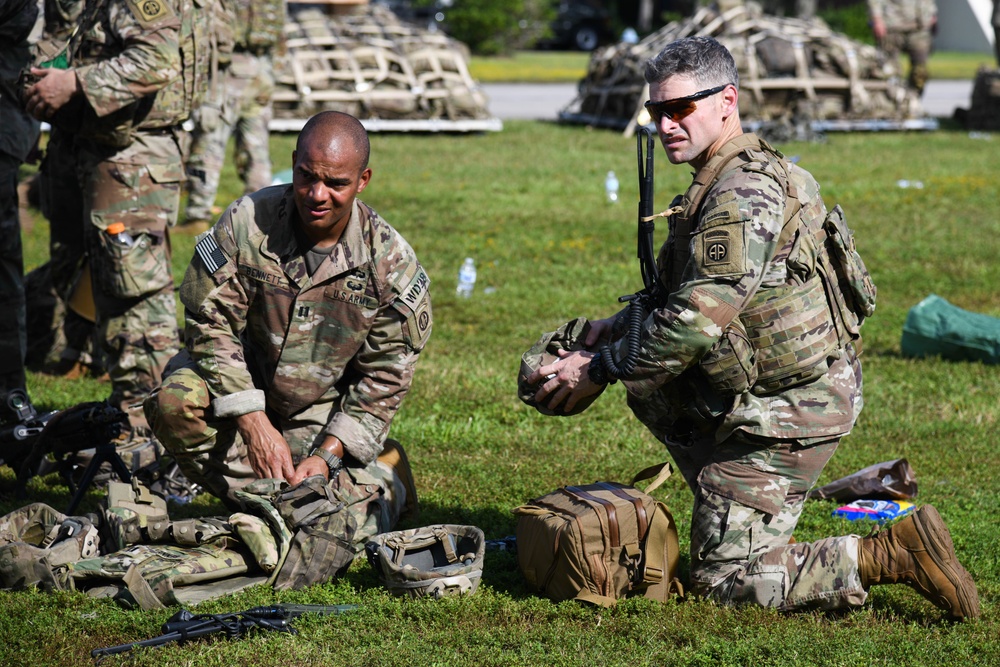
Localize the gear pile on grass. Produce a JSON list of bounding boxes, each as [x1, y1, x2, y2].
[[560, 2, 923, 137], [273, 5, 492, 125]]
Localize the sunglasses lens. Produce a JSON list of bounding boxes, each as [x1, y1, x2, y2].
[[649, 100, 696, 123]]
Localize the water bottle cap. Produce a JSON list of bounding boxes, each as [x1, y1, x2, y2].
[[107, 222, 125, 235]]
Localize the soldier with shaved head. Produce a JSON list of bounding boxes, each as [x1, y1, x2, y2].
[[145, 112, 431, 539]]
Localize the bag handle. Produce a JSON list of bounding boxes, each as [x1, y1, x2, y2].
[[630, 462, 673, 495]]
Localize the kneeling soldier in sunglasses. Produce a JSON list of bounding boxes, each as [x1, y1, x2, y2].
[[528, 36, 979, 620]]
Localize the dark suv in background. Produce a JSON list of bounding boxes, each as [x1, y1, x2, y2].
[[542, 1, 614, 51]]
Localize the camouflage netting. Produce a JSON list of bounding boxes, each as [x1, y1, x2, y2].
[[561, 2, 920, 136], [273, 5, 492, 122], [962, 67, 1000, 131]]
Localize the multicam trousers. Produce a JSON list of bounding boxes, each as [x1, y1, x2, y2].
[[183, 51, 275, 224], [143, 351, 409, 537], [880, 28, 933, 95], [78, 132, 182, 420], [667, 431, 867, 611], [629, 390, 868, 611]]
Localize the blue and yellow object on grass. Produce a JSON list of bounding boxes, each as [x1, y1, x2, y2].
[[833, 499, 916, 523]]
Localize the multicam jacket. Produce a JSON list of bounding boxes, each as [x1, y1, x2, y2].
[[180, 187, 433, 465], [866, 0, 937, 31], [610, 133, 862, 443], [71, 0, 182, 134]]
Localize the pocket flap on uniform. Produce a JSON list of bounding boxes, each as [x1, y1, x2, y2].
[[698, 459, 789, 517]]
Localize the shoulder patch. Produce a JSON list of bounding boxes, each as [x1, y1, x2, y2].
[[125, 0, 174, 27], [195, 233, 228, 275], [391, 266, 432, 350], [696, 222, 747, 278]]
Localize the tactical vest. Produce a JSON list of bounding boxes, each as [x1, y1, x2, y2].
[[661, 134, 875, 399]]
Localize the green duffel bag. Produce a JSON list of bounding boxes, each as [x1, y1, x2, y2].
[[901, 294, 1000, 364]]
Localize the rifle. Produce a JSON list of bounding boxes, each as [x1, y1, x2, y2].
[[592, 127, 665, 382], [12, 399, 132, 514], [92, 603, 359, 662]]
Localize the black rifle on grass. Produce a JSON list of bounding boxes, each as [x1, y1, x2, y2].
[[92, 603, 358, 662]]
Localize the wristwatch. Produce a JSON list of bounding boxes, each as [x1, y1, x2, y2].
[[310, 446, 343, 478], [587, 351, 618, 385]]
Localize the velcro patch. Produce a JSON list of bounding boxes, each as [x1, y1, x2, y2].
[[696, 223, 746, 277], [126, 0, 173, 26], [393, 267, 432, 350], [195, 234, 228, 275]]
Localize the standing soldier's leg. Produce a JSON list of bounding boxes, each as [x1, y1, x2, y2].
[[0, 154, 27, 393], [905, 29, 933, 96], [79, 136, 182, 428], [233, 53, 274, 194], [182, 84, 240, 230]]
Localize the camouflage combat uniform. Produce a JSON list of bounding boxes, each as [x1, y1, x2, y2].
[[867, 0, 937, 95], [182, 0, 285, 227], [145, 187, 432, 510], [0, 0, 41, 395], [64, 0, 185, 419], [608, 134, 867, 611]]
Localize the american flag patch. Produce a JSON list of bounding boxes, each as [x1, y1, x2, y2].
[[195, 234, 228, 274]]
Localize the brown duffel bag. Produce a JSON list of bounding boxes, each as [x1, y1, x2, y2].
[[512, 463, 683, 607]]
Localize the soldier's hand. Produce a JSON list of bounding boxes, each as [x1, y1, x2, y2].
[[529, 349, 604, 414], [585, 316, 617, 347], [24, 68, 81, 120], [870, 16, 887, 42], [289, 456, 329, 486], [235, 411, 296, 482]]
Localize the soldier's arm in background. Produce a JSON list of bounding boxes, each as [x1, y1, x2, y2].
[[866, 0, 887, 41], [28, 0, 182, 119]]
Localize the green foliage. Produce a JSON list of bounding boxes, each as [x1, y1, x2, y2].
[[818, 1, 875, 44], [6, 123, 1000, 665], [444, 0, 556, 55]]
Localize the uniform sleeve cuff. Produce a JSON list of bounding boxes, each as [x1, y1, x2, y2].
[[212, 389, 267, 418], [324, 412, 383, 465]]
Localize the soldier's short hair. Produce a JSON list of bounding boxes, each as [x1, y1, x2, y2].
[[297, 111, 371, 171], [645, 36, 740, 91]]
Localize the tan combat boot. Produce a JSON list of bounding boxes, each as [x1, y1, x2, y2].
[[858, 505, 980, 619]]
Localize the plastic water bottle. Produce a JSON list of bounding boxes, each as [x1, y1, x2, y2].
[[456, 257, 476, 298], [605, 170, 619, 203], [106, 221, 134, 247]]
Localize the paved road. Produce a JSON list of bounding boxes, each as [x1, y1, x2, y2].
[[482, 79, 975, 121]]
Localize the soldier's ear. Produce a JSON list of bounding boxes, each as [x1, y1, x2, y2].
[[356, 167, 372, 193], [721, 84, 739, 119]]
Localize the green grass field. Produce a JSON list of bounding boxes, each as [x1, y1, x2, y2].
[[4, 120, 1000, 665]]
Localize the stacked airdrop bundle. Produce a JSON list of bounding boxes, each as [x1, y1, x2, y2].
[[560, 2, 934, 137], [272, 4, 499, 131]]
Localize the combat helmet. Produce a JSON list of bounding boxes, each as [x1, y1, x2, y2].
[[518, 317, 606, 416], [365, 524, 485, 599]]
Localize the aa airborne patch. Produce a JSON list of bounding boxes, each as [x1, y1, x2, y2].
[[697, 223, 746, 277], [126, 0, 174, 27]]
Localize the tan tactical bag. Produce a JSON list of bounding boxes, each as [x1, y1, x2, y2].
[[512, 464, 683, 606]]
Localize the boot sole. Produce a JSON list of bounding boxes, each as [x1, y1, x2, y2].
[[912, 505, 981, 619]]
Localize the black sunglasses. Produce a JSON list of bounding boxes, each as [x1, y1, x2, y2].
[[644, 83, 732, 123]]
